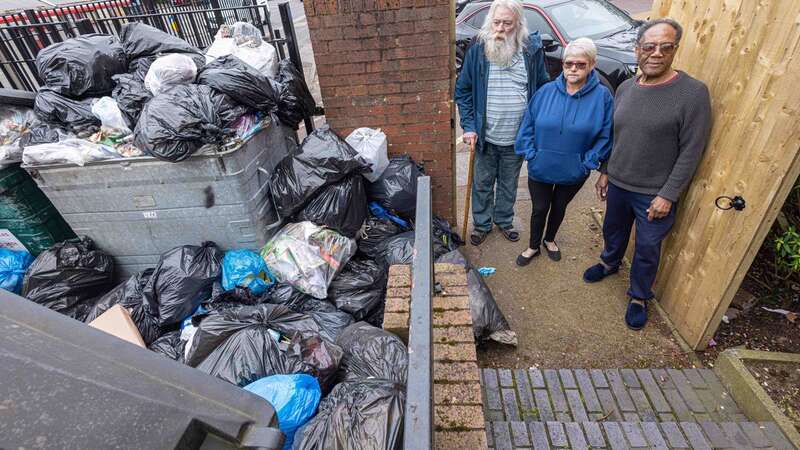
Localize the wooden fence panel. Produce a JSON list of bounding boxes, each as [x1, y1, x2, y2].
[[650, 0, 800, 349]]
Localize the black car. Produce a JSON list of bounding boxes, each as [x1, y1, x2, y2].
[[456, 0, 640, 92]]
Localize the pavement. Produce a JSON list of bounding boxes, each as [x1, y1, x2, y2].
[[455, 140, 692, 370]]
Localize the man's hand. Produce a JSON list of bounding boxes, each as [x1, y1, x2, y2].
[[462, 132, 477, 147], [595, 174, 609, 201], [647, 196, 672, 221]]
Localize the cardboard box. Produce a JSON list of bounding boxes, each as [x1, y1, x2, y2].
[[89, 305, 146, 348]]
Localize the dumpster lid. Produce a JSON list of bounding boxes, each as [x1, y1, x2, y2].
[[0, 289, 284, 449]]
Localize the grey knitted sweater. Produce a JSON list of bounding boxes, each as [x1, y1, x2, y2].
[[601, 72, 712, 202]]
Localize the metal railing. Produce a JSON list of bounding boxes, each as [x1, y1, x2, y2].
[[0, 0, 297, 91], [404, 175, 434, 449]]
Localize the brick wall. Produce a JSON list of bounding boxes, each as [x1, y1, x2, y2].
[[384, 264, 488, 449], [302, 0, 456, 222]]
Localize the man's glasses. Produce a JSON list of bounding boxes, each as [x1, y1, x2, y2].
[[563, 61, 588, 70], [638, 42, 678, 54]]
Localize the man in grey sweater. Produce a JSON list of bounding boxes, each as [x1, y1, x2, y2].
[[583, 18, 712, 330]]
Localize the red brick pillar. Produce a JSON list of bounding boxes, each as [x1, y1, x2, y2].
[[303, 0, 456, 223]]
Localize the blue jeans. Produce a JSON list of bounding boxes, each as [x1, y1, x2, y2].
[[600, 183, 676, 300], [471, 142, 524, 231]]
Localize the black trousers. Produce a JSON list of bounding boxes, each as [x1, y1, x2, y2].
[[528, 178, 586, 249]]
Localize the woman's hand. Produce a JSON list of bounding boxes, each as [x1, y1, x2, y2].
[[595, 174, 608, 201]]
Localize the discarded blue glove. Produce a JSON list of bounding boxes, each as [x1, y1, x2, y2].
[[477, 267, 496, 276]]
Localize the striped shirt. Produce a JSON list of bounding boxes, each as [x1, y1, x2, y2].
[[485, 51, 528, 146]]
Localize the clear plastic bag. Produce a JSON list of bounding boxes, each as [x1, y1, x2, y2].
[[91, 97, 131, 135], [0, 106, 36, 168], [144, 53, 198, 96], [22, 138, 121, 166], [204, 22, 278, 78], [260, 221, 356, 299], [346, 128, 389, 182]]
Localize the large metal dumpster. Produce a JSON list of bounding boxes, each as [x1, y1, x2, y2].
[[0, 288, 284, 449], [23, 119, 296, 278]]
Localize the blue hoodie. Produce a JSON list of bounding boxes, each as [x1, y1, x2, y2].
[[515, 70, 613, 185]]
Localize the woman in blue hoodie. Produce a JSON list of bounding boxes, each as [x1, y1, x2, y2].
[[514, 38, 613, 265]]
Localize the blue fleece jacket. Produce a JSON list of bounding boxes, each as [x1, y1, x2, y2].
[[455, 33, 550, 152], [515, 70, 614, 185]]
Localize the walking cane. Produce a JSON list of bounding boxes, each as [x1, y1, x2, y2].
[[462, 140, 476, 241]]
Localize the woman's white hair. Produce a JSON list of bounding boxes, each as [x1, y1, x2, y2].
[[477, 0, 529, 49], [564, 37, 597, 62]]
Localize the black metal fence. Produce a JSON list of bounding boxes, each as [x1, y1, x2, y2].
[[404, 175, 434, 449], [0, 0, 299, 92]]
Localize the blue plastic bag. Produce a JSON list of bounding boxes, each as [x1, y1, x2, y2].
[[244, 374, 321, 450], [222, 249, 274, 295], [0, 249, 33, 294], [369, 202, 410, 230]]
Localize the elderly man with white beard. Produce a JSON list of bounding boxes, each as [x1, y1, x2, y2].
[[456, 0, 550, 246]]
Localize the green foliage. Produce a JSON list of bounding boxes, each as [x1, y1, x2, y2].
[[774, 226, 800, 273]]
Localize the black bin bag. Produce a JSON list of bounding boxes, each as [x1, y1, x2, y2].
[[274, 59, 316, 129], [119, 22, 205, 69], [21, 237, 114, 322], [376, 216, 463, 268], [35, 34, 127, 98], [186, 304, 342, 389], [366, 155, 424, 220], [356, 214, 402, 259], [266, 283, 354, 344], [197, 54, 278, 112], [436, 250, 518, 346], [335, 322, 408, 385], [270, 125, 368, 218], [295, 174, 368, 238], [143, 241, 223, 327], [34, 88, 100, 132], [111, 73, 152, 128], [133, 84, 227, 162], [148, 330, 185, 362], [84, 268, 162, 345], [327, 258, 387, 322], [293, 379, 405, 450]]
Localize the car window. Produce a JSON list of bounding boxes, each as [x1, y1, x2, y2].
[[545, 0, 633, 41], [467, 8, 489, 28], [524, 8, 555, 38]]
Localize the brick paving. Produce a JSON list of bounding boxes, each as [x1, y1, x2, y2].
[[481, 368, 794, 449]]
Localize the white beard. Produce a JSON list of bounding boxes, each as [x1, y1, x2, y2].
[[484, 33, 518, 67]]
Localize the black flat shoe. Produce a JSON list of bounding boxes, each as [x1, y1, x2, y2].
[[544, 242, 561, 261], [515, 248, 540, 266]]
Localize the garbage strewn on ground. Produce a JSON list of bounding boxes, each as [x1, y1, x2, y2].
[[5, 49, 520, 443], [0, 118, 515, 442], [7, 21, 314, 169]]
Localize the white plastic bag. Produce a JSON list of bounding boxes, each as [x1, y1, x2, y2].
[[260, 221, 356, 299], [22, 138, 121, 166], [204, 22, 278, 78], [91, 97, 131, 135], [345, 127, 389, 182], [144, 53, 198, 95]]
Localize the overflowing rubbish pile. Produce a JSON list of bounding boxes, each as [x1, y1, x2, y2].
[[2, 21, 315, 168], [6, 77, 517, 445]]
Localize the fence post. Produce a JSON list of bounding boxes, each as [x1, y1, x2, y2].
[[404, 176, 434, 450], [277, 2, 303, 78], [209, 0, 226, 30]]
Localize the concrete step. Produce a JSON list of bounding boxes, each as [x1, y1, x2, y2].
[[486, 420, 794, 449], [481, 368, 748, 424]]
